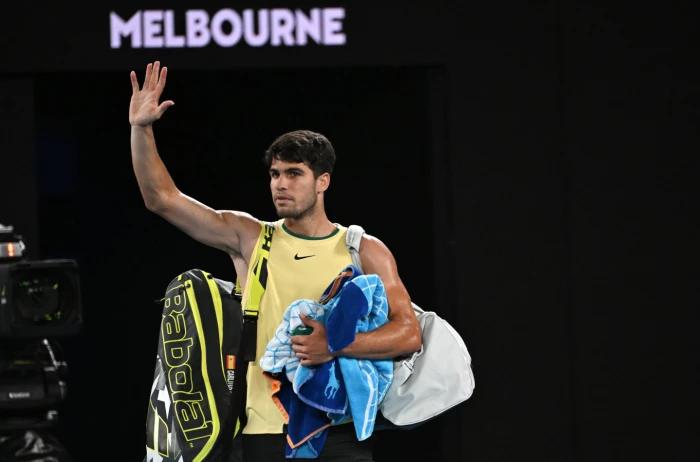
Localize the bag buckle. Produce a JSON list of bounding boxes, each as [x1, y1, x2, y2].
[[243, 310, 259, 321]]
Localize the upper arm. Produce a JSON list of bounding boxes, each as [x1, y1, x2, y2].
[[359, 235, 418, 329], [151, 190, 262, 259]]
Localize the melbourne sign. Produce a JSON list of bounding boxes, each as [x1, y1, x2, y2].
[[110, 8, 347, 49]]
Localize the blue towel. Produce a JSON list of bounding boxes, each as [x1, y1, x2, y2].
[[274, 372, 331, 459], [260, 265, 393, 458]]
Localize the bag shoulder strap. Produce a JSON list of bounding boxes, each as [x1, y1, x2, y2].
[[345, 224, 365, 271], [239, 221, 275, 362], [346, 225, 425, 316], [243, 222, 275, 314]]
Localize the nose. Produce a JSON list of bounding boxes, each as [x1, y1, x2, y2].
[[273, 176, 288, 191]]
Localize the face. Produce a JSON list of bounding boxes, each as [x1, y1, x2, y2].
[[269, 158, 329, 219]]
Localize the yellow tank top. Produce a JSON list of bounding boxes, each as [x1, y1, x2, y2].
[[241, 219, 352, 434]]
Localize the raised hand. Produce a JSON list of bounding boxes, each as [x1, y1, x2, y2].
[[129, 61, 175, 127]]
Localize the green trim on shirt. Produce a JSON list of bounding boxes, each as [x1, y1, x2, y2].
[[281, 223, 340, 240]]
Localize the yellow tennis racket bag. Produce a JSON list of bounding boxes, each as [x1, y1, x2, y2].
[[145, 269, 244, 462]]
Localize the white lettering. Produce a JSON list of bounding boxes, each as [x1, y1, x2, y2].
[[211, 9, 243, 47], [186, 10, 210, 47], [110, 11, 142, 49], [243, 9, 269, 47], [164, 11, 185, 48], [323, 8, 346, 45], [295, 9, 322, 46], [270, 9, 295, 47], [143, 10, 164, 48], [109, 8, 346, 49]]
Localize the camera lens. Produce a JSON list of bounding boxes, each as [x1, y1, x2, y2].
[[13, 270, 70, 324]]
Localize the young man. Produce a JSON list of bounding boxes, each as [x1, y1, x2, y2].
[[130, 61, 421, 461]]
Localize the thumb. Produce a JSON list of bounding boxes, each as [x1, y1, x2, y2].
[[157, 100, 175, 116], [300, 314, 321, 328]]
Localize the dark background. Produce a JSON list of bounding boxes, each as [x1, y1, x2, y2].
[[1, 1, 697, 461]]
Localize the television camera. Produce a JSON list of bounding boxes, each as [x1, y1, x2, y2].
[[0, 224, 82, 460]]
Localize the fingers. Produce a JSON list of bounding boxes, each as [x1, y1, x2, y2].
[[156, 66, 168, 94], [293, 342, 330, 366], [292, 344, 310, 362], [135, 61, 168, 94], [150, 61, 160, 89], [130, 71, 140, 94], [143, 61, 162, 90], [143, 62, 153, 89], [294, 345, 310, 365], [299, 356, 330, 367]]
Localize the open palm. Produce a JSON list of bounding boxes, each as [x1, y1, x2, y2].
[[129, 61, 174, 127]]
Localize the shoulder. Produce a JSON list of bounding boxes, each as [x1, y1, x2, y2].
[[359, 233, 389, 253], [358, 233, 396, 272], [220, 211, 262, 234], [220, 211, 263, 255]]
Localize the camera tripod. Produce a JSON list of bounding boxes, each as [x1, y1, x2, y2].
[[0, 340, 72, 461]]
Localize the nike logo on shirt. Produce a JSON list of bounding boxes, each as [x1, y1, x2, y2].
[[294, 253, 316, 260]]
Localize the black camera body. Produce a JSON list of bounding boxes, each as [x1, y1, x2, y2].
[[0, 224, 82, 339], [0, 224, 82, 432], [0, 259, 82, 338]]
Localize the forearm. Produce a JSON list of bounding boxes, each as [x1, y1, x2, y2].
[[333, 318, 421, 360], [130, 125, 178, 211]]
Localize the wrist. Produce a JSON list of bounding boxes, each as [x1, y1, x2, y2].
[[130, 124, 154, 136], [330, 343, 351, 358]]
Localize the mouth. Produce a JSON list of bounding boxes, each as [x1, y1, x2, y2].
[[275, 196, 293, 204]]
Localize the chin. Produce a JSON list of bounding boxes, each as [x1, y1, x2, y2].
[[276, 208, 300, 219]]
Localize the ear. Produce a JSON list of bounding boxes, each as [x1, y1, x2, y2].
[[316, 172, 330, 193]]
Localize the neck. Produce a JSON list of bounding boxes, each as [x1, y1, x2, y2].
[[283, 211, 334, 238]]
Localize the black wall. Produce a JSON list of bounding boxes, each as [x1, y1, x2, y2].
[[1, 2, 697, 461], [560, 4, 698, 459], [0, 80, 39, 257]]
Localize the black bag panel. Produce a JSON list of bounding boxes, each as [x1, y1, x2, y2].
[[146, 269, 244, 462]]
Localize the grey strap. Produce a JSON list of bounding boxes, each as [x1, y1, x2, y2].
[[214, 278, 235, 295], [345, 224, 365, 272]]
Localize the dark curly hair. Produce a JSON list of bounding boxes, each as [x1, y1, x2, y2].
[[263, 130, 336, 177]]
